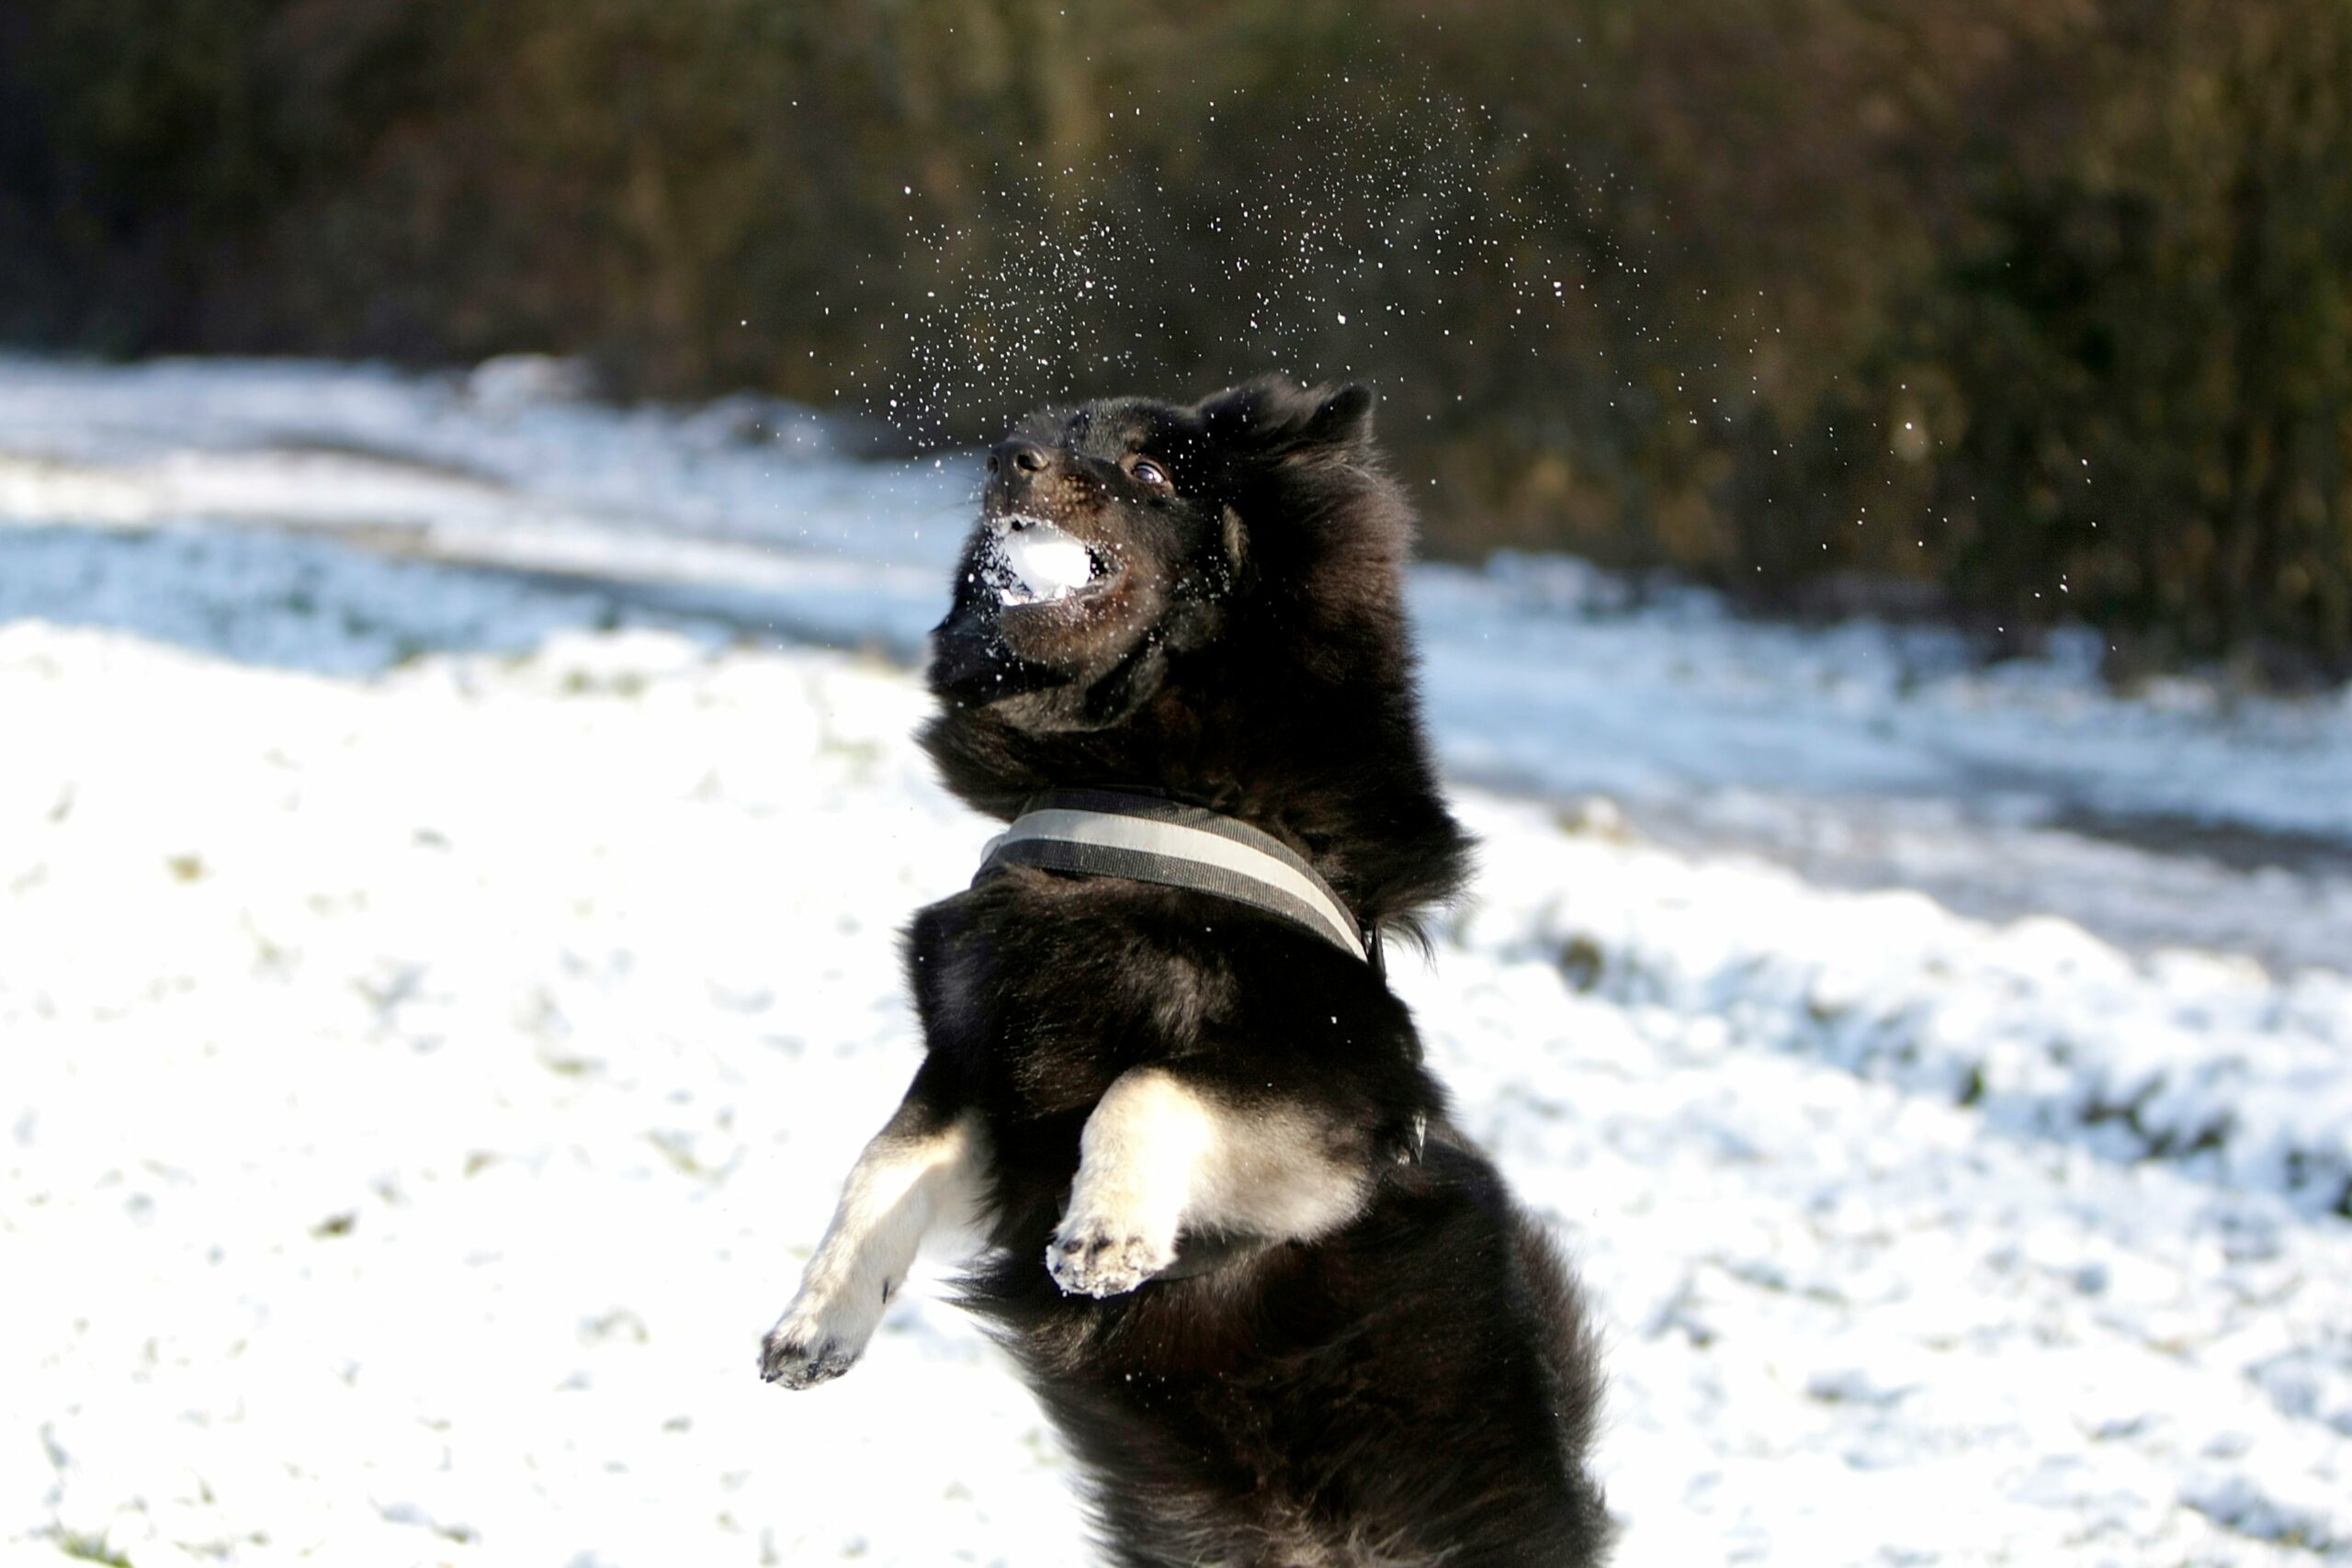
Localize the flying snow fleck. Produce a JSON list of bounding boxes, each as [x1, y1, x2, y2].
[[871, 86, 1574, 443]]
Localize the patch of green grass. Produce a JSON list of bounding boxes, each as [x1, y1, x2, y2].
[[58, 1531, 131, 1566]]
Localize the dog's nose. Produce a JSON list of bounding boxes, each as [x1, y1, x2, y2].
[[987, 439, 1051, 479]]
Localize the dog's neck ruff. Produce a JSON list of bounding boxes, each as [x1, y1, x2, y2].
[[975, 789, 1372, 964]]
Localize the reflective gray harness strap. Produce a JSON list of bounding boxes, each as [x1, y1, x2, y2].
[[975, 788, 1371, 964]]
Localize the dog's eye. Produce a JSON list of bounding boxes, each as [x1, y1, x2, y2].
[[1130, 457, 1170, 489]]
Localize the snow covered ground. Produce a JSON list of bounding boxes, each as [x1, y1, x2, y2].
[[3, 356, 2349, 1565]]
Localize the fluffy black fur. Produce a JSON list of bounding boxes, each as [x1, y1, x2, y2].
[[884, 380, 1604, 1565]]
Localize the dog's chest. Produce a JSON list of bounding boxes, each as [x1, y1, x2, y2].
[[910, 942, 1109, 1123], [914, 886, 1226, 1121], [994, 1009, 1128, 1119]]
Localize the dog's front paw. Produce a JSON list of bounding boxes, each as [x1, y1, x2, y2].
[[760, 1322, 862, 1389], [1047, 1222, 1177, 1298], [759, 1292, 877, 1389]]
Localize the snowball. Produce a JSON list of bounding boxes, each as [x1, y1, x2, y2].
[[993, 519, 1097, 604]]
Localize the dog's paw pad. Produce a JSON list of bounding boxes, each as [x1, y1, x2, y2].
[[760, 1327, 860, 1389], [1047, 1228, 1174, 1298]]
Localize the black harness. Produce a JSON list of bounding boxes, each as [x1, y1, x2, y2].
[[972, 789, 1400, 1283], [972, 788, 1382, 973]]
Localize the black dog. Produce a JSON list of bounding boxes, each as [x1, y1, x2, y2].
[[762, 380, 1611, 1567]]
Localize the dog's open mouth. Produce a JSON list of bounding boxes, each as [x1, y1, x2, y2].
[[984, 515, 1115, 608]]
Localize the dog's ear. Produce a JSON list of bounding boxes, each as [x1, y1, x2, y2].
[[1198, 379, 1376, 462], [1299, 383, 1374, 453]]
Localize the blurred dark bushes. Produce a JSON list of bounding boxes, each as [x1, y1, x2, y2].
[[4, 0, 2348, 675]]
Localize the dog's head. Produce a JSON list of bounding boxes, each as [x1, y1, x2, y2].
[[928, 378, 1390, 727], [922, 378, 1468, 920]]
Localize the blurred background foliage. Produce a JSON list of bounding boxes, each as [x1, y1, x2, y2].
[[4, 0, 2349, 676]]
